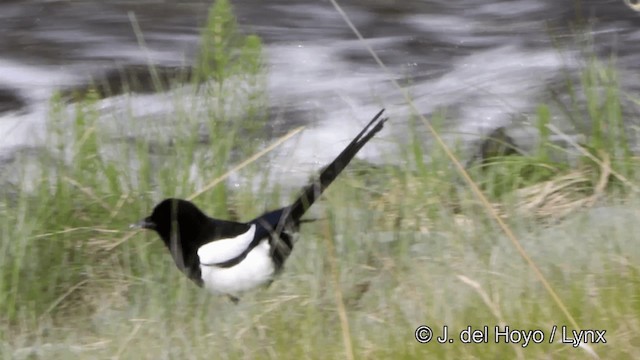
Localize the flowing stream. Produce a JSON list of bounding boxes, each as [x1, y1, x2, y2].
[[1, 0, 639, 184]]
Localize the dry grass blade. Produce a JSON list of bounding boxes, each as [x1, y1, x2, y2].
[[234, 295, 302, 340], [75, 119, 99, 153], [109, 193, 131, 221], [547, 124, 638, 192], [322, 216, 355, 360], [457, 275, 524, 360], [106, 229, 140, 252], [328, 0, 586, 346], [112, 322, 143, 360], [41, 279, 89, 319], [592, 151, 612, 197], [187, 126, 305, 201], [63, 176, 111, 211], [513, 170, 594, 219], [576, 343, 601, 359], [170, 199, 185, 271], [510, 141, 613, 220], [32, 227, 120, 240], [106, 126, 304, 251]]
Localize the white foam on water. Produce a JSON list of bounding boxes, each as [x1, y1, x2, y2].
[[0, 0, 637, 191]]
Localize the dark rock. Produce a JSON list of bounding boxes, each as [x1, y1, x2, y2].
[[60, 64, 193, 102], [467, 127, 521, 169], [0, 88, 27, 115]]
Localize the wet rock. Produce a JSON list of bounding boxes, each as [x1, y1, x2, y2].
[[60, 64, 192, 102], [466, 126, 521, 168], [0, 87, 27, 115]]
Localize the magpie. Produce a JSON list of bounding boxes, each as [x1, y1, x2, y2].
[[135, 109, 387, 302]]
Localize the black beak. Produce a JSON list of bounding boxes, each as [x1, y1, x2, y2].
[[130, 217, 156, 230]]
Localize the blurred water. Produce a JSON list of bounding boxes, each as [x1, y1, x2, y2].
[[0, 0, 638, 183]]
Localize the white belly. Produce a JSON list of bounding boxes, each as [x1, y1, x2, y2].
[[200, 239, 275, 295]]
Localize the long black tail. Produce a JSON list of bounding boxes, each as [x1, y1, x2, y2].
[[287, 109, 388, 223]]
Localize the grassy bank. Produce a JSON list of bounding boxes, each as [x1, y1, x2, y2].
[[1, 0, 639, 359]]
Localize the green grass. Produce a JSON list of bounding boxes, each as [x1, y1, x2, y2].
[[1, 0, 640, 359]]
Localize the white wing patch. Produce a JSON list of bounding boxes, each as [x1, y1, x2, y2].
[[200, 239, 275, 295], [197, 224, 256, 265]]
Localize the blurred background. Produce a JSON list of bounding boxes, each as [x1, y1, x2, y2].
[[1, 1, 640, 359], [1, 0, 639, 165]]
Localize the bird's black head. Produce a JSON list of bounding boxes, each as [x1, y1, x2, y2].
[[138, 198, 209, 247]]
